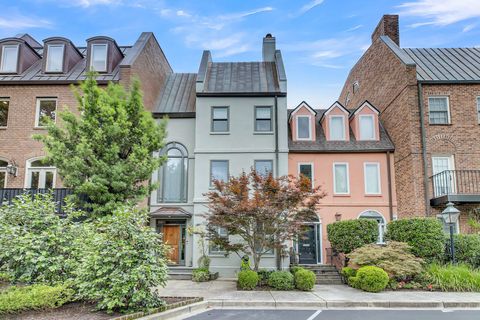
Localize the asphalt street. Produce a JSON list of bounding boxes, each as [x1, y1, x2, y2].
[[185, 309, 480, 320]]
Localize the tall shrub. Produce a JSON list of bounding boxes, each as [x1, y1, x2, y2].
[[327, 219, 378, 254], [386, 218, 444, 261], [452, 234, 480, 267], [74, 207, 169, 312]]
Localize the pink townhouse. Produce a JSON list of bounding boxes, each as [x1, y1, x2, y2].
[[288, 101, 397, 265]]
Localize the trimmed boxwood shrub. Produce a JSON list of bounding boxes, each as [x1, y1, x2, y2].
[[452, 234, 480, 268], [257, 269, 274, 286], [290, 266, 305, 275], [350, 266, 389, 293], [386, 218, 444, 262], [327, 219, 378, 254], [238, 270, 259, 290], [192, 268, 210, 282], [294, 269, 316, 291], [268, 271, 294, 290], [341, 267, 356, 279]]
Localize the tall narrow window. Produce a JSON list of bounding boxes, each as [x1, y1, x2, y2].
[[46, 44, 64, 72], [255, 106, 272, 132], [477, 97, 480, 124], [255, 160, 273, 177], [432, 156, 454, 197], [210, 160, 229, 186], [35, 98, 57, 127], [90, 44, 108, 72], [157, 142, 188, 203], [329, 115, 345, 140], [364, 163, 381, 194], [296, 116, 311, 140], [428, 97, 450, 124], [333, 163, 349, 194], [0, 45, 19, 73], [26, 159, 55, 189], [299, 163, 313, 188], [0, 99, 9, 127], [359, 115, 375, 140], [0, 160, 7, 188], [211, 107, 229, 132]]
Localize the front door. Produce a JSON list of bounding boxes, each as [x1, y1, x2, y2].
[[298, 225, 317, 264], [432, 156, 455, 197], [163, 225, 181, 265]]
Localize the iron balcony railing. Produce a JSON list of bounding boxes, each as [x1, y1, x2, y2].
[[430, 170, 480, 199], [0, 188, 76, 214]]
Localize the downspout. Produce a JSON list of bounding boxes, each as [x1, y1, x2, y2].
[[418, 82, 430, 216], [386, 151, 394, 221], [274, 95, 281, 270]]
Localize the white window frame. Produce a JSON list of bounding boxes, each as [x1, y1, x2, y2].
[[428, 96, 451, 125], [0, 44, 19, 73], [329, 115, 346, 141], [364, 162, 381, 195], [358, 210, 386, 244], [254, 106, 273, 133], [431, 155, 456, 197], [35, 98, 57, 128], [333, 162, 350, 195], [46, 44, 65, 73], [24, 157, 57, 189], [296, 115, 312, 140], [298, 162, 314, 188], [476, 96, 480, 124], [359, 114, 376, 140], [90, 43, 108, 72]]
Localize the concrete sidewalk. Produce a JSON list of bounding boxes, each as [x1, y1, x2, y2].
[[157, 280, 480, 309]]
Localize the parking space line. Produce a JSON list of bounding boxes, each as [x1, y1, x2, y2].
[[306, 310, 322, 320]]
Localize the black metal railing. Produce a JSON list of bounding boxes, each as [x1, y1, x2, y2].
[[0, 188, 76, 214], [430, 170, 480, 198]]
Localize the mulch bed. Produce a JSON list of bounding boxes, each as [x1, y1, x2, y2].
[[5, 297, 203, 320]]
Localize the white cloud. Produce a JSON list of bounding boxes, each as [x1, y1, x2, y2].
[[176, 10, 191, 18], [463, 23, 476, 32], [73, 0, 120, 7], [297, 0, 325, 16], [218, 6, 274, 20], [398, 0, 480, 27], [345, 24, 363, 32], [0, 14, 52, 29]]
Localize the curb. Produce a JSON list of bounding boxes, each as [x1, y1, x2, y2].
[[138, 301, 209, 320]]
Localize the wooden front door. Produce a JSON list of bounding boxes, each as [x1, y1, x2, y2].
[[163, 225, 180, 264]]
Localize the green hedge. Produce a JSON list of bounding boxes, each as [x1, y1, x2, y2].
[[294, 269, 316, 291], [327, 219, 378, 254], [192, 268, 210, 282], [268, 271, 294, 290], [0, 284, 74, 314], [349, 266, 389, 293], [238, 270, 259, 290], [452, 234, 480, 268], [386, 218, 444, 262]]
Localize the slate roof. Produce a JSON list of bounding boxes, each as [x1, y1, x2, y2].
[[154, 73, 196, 116], [203, 62, 281, 94], [0, 46, 131, 83], [288, 109, 394, 153]]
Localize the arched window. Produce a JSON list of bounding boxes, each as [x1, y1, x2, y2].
[[26, 158, 56, 189], [359, 210, 386, 244], [0, 159, 7, 188], [158, 142, 188, 203]]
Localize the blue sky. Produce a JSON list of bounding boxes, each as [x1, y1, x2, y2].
[[2, 0, 480, 108]]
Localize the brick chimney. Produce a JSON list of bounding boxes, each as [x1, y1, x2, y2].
[[262, 33, 276, 62], [371, 15, 399, 46]]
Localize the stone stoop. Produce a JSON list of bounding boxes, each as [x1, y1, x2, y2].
[[168, 266, 194, 280], [298, 264, 343, 285]]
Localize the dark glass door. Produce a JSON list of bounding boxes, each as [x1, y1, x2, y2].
[[299, 225, 317, 264]]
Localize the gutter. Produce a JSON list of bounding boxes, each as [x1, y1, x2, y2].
[[417, 82, 430, 215], [274, 94, 281, 271], [386, 151, 394, 220]]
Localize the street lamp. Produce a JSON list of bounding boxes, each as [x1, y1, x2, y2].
[[442, 202, 460, 263]]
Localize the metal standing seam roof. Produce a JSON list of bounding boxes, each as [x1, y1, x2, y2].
[[288, 110, 395, 153], [154, 73, 197, 114], [203, 62, 281, 94], [0, 46, 131, 83]]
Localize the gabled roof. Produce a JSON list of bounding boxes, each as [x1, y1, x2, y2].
[[350, 100, 380, 118], [319, 101, 350, 122], [288, 101, 317, 122], [154, 73, 197, 117], [150, 207, 192, 219]]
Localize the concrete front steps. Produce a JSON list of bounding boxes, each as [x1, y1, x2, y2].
[[298, 264, 343, 285], [168, 266, 194, 280]]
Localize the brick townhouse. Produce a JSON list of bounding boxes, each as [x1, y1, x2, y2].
[[0, 32, 172, 190], [338, 15, 480, 232]]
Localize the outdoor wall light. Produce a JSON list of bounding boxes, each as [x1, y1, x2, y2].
[[335, 213, 342, 221], [6, 162, 18, 177], [442, 202, 460, 263]]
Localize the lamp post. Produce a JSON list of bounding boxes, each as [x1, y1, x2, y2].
[[442, 202, 460, 264]]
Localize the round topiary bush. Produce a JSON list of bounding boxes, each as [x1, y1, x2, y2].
[[341, 267, 357, 279], [238, 270, 259, 290], [290, 266, 305, 275], [268, 271, 294, 290], [327, 219, 379, 254], [351, 266, 389, 293], [294, 269, 316, 291]]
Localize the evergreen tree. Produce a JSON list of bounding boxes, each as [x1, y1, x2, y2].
[[35, 73, 167, 216]]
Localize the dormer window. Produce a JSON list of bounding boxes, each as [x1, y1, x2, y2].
[[359, 114, 375, 140], [46, 44, 64, 72], [329, 115, 346, 140], [0, 45, 19, 73], [90, 44, 108, 72], [296, 115, 311, 140]]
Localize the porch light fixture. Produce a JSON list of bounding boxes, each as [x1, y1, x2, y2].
[[442, 202, 460, 263], [335, 213, 342, 221], [6, 161, 18, 177]]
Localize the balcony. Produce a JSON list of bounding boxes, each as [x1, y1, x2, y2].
[[429, 170, 480, 206], [0, 188, 75, 214]]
